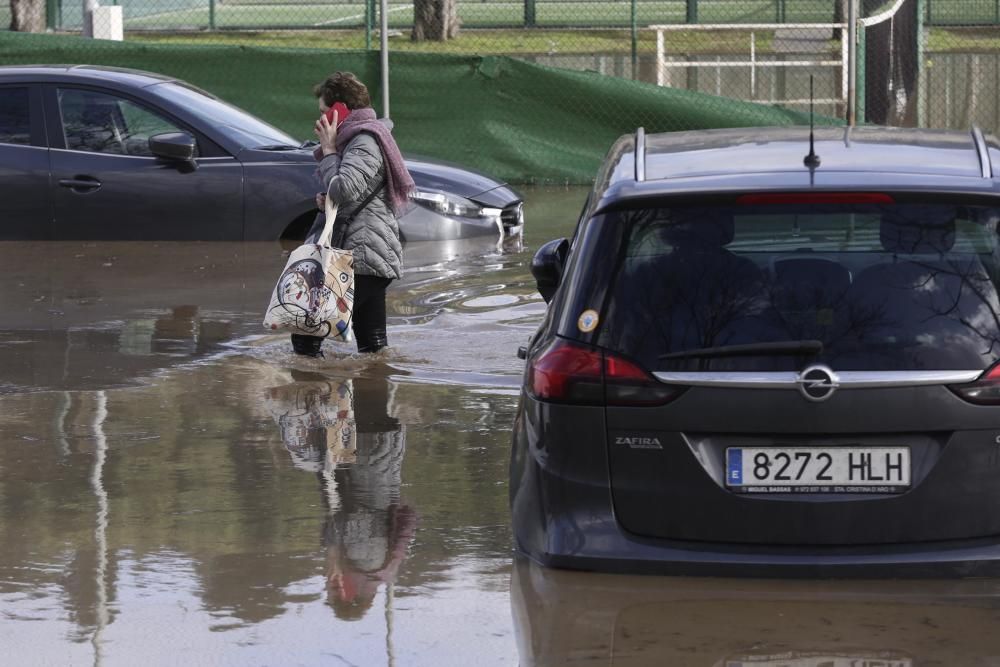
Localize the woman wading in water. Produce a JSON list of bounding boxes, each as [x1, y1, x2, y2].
[[292, 71, 414, 357]]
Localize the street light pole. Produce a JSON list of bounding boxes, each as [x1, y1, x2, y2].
[[380, 0, 390, 119]]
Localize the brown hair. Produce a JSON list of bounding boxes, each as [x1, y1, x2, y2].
[[312, 71, 371, 110]]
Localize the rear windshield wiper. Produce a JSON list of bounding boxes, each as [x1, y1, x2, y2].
[[659, 340, 824, 360]]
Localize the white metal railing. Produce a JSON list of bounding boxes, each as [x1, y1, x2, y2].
[[651, 22, 850, 108], [860, 0, 907, 27]]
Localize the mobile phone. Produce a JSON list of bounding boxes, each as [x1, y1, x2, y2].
[[324, 102, 349, 128]]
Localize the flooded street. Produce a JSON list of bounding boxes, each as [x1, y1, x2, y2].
[[2, 185, 1000, 666]]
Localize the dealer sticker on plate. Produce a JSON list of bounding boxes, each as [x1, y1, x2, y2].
[[724, 651, 912, 667], [725, 446, 911, 494]]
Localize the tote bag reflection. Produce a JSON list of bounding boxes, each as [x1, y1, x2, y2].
[[263, 195, 354, 342]]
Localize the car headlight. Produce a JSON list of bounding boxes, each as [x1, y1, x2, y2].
[[410, 189, 499, 219]]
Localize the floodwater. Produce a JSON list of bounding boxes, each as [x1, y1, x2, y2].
[[1, 185, 1000, 666]]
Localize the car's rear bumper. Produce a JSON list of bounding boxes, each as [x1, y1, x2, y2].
[[515, 468, 1000, 577], [526, 534, 1000, 578], [510, 400, 1000, 578]]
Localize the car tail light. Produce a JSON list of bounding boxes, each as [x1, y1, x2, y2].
[[950, 364, 1000, 405], [736, 193, 895, 205], [527, 338, 681, 406], [528, 339, 604, 404]]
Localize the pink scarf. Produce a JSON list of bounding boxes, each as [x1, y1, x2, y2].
[[333, 107, 414, 215]]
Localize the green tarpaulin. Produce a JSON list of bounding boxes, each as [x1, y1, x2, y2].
[[0, 31, 835, 183]]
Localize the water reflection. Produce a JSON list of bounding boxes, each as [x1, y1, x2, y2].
[[264, 369, 416, 623], [89, 391, 110, 663], [0, 305, 236, 394], [0, 186, 580, 663], [511, 558, 1000, 666]]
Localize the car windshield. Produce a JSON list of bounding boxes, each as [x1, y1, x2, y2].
[[595, 202, 1000, 372], [150, 82, 299, 149]]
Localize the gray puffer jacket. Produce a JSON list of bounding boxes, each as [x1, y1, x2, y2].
[[319, 132, 403, 280]]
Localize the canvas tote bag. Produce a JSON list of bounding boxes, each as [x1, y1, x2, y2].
[[263, 187, 355, 342]]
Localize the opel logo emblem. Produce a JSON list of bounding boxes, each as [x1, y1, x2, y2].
[[797, 365, 839, 402]]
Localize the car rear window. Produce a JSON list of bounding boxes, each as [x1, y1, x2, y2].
[[0, 87, 30, 146], [596, 202, 1000, 372]]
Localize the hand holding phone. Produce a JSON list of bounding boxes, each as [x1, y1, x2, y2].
[[324, 102, 349, 128], [316, 102, 347, 157]]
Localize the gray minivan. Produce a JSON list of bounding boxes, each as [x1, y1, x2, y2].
[[512, 126, 1000, 576]]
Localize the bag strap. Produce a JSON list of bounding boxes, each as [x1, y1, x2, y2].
[[318, 195, 339, 247], [319, 178, 386, 248], [344, 179, 386, 223]]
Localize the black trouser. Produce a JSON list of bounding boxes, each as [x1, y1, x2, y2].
[[291, 275, 393, 356]]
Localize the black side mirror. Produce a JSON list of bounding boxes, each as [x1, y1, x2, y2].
[[149, 132, 198, 170], [532, 237, 569, 304]]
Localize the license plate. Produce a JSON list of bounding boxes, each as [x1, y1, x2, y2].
[[725, 447, 910, 493]]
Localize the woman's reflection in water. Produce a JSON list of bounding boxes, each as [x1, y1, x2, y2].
[[266, 370, 416, 621]]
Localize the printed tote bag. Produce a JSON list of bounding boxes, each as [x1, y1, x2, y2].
[[263, 190, 354, 341]]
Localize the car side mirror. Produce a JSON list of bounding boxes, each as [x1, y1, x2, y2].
[[149, 132, 198, 170], [532, 237, 569, 304]]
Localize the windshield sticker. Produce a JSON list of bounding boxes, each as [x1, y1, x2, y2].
[[578, 309, 599, 333]]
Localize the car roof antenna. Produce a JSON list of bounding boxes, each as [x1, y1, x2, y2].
[[803, 75, 821, 170]]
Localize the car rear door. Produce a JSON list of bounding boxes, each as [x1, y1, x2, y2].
[[589, 200, 1000, 547], [44, 85, 244, 240], [0, 84, 51, 239]]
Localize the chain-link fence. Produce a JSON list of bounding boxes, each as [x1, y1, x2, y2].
[[3, 0, 1000, 182], [9, 1, 853, 33]]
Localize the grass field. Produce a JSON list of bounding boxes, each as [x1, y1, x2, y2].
[[4, 0, 999, 45], [43, 0, 838, 32], [130, 27, 789, 55], [121, 26, 1000, 58]]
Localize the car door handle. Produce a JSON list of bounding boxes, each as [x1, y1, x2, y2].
[[59, 177, 102, 192]]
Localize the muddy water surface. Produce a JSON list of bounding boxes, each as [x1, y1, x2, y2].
[[2, 186, 1000, 666]]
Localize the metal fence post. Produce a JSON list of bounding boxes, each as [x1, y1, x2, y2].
[[847, 0, 858, 125], [686, 0, 697, 24], [45, 0, 57, 29], [630, 0, 637, 79], [656, 28, 665, 86], [856, 23, 867, 124], [365, 0, 373, 50], [917, 0, 927, 126], [209, 0, 215, 30], [525, 0, 535, 28]]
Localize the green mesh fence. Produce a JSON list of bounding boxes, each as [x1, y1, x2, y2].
[[0, 30, 830, 183], [3, 0, 1000, 180]]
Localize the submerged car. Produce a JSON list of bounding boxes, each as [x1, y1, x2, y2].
[[512, 125, 1000, 576], [0, 65, 523, 241]]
